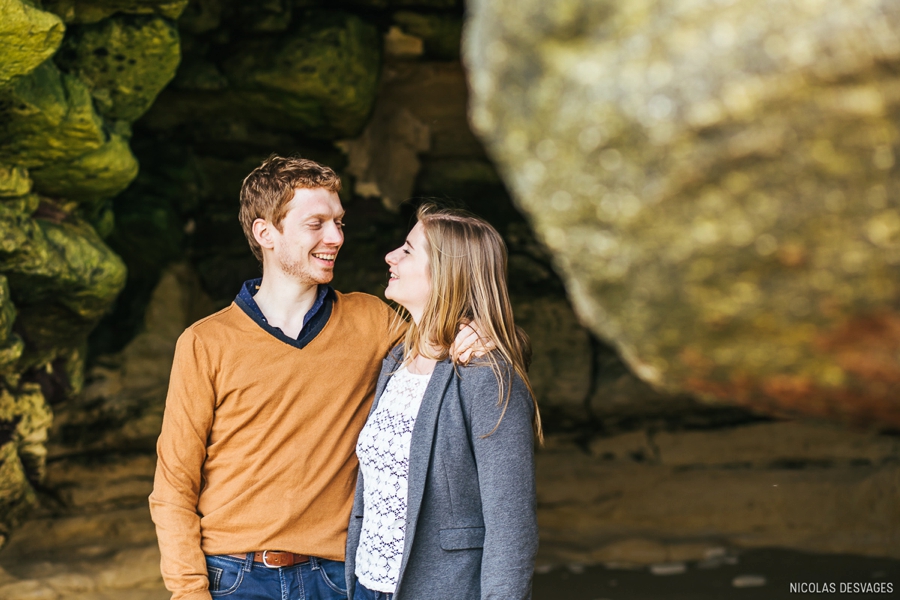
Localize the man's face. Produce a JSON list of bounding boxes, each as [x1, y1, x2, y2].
[[266, 187, 345, 285]]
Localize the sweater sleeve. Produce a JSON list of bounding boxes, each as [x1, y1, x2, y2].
[[463, 365, 538, 600], [149, 328, 216, 600]]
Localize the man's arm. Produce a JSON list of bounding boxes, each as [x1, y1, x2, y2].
[[149, 329, 217, 600]]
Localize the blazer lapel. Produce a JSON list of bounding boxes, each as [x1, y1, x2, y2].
[[395, 359, 455, 593]]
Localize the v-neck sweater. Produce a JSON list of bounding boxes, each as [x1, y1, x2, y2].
[[150, 291, 399, 600]]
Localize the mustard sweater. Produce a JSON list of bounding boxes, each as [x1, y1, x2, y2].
[[149, 291, 398, 600]]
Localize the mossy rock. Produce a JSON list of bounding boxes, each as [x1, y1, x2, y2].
[[0, 165, 31, 198], [394, 11, 461, 60], [0, 60, 105, 168], [41, 0, 187, 24], [55, 15, 181, 122], [0, 275, 14, 344], [0, 193, 39, 218], [220, 10, 381, 138], [0, 0, 65, 86], [0, 383, 51, 543], [0, 335, 24, 384], [177, 0, 224, 35], [0, 275, 23, 373], [0, 212, 126, 358], [339, 0, 459, 8], [30, 134, 139, 204]]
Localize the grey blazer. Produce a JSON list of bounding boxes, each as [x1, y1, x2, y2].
[[345, 346, 538, 599]]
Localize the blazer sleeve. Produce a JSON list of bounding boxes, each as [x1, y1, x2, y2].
[[461, 365, 538, 600], [148, 328, 216, 600]]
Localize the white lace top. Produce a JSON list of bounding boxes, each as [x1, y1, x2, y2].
[[355, 365, 432, 593]]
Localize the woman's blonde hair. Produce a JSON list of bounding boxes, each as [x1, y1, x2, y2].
[[397, 203, 543, 442]]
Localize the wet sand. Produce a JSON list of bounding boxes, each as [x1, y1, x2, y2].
[[533, 549, 898, 599]]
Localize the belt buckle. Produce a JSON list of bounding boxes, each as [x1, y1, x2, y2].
[[261, 550, 281, 568]]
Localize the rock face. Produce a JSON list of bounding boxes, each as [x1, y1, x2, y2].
[[55, 15, 181, 122], [42, 0, 188, 24], [0, 0, 65, 87], [464, 0, 900, 427], [143, 9, 381, 140], [0, 0, 177, 545]]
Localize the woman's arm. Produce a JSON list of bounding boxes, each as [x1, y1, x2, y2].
[[462, 366, 539, 600]]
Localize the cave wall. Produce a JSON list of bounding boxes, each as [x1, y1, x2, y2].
[[0, 0, 187, 545]]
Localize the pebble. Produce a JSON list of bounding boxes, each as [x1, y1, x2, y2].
[[732, 574, 767, 588], [650, 562, 687, 575]]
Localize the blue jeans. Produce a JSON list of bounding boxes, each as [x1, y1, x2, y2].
[[353, 580, 393, 600], [205, 554, 347, 600]]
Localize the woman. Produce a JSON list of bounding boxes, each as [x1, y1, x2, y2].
[[345, 204, 543, 600]]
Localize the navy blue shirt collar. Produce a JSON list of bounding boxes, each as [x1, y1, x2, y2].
[[235, 278, 333, 342]]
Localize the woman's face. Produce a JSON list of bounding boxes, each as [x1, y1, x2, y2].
[[385, 221, 431, 324]]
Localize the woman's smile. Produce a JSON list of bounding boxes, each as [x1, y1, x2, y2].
[[384, 221, 431, 323]]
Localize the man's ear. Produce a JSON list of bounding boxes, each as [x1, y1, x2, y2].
[[252, 218, 275, 250]]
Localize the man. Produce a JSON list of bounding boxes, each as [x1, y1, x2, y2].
[[150, 156, 479, 600]]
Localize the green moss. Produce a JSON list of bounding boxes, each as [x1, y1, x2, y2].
[[0, 0, 65, 86], [221, 11, 381, 138], [0, 165, 31, 198], [0, 335, 24, 383], [0, 440, 36, 541], [394, 11, 462, 60], [0, 275, 14, 343], [56, 16, 181, 122], [0, 193, 39, 217], [0, 273, 24, 390], [30, 134, 139, 204], [41, 0, 188, 24], [0, 61, 105, 168], [0, 213, 126, 358]]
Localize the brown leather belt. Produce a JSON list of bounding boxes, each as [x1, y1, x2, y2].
[[229, 551, 310, 568]]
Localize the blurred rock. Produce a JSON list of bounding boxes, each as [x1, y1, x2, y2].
[[55, 16, 181, 122], [465, 0, 900, 428], [650, 562, 686, 576], [340, 104, 430, 210], [393, 11, 462, 60], [0, 165, 32, 198], [732, 574, 767, 588], [41, 0, 188, 24], [514, 295, 591, 414], [0, 276, 15, 348], [339, 0, 458, 9], [0, 0, 65, 87]]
